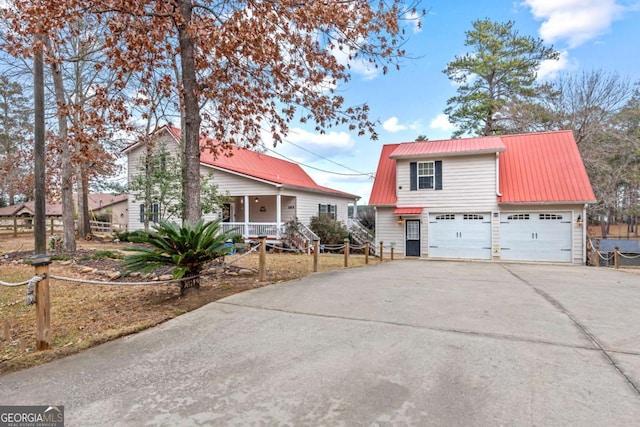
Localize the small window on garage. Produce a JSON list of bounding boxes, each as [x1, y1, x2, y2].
[[435, 214, 455, 220], [507, 214, 530, 220], [539, 214, 563, 220], [463, 214, 484, 220]]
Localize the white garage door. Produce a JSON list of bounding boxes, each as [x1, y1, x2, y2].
[[429, 213, 492, 259], [500, 212, 572, 262]]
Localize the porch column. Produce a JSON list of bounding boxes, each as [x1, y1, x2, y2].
[[276, 189, 282, 237], [244, 195, 249, 239], [353, 199, 358, 218]]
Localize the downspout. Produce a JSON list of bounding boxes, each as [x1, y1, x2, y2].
[[495, 152, 502, 197], [583, 203, 588, 265], [276, 186, 282, 238]]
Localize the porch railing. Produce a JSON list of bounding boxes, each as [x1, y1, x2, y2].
[[348, 218, 375, 244], [220, 222, 282, 239]]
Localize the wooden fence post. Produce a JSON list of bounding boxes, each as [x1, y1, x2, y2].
[[379, 241, 384, 262], [50, 217, 54, 235], [614, 247, 620, 269], [365, 242, 370, 265], [13, 217, 17, 237], [343, 238, 349, 268], [391, 245, 395, 261], [313, 239, 319, 273], [32, 254, 51, 350], [258, 235, 267, 282]]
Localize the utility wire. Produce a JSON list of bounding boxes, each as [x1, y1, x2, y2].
[[265, 146, 374, 178], [280, 137, 369, 175]]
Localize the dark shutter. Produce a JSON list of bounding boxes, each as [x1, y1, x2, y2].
[[318, 204, 322, 215], [410, 162, 417, 191], [139, 204, 144, 222], [435, 160, 443, 190], [152, 203, 159, 223]]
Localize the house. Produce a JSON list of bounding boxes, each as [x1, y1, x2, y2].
[[123, 125, 359, 241], [369, 130, 596, 264], [86, 193, 128, 231], [0, 201, 63, 218], [0, 193, 128, 233]]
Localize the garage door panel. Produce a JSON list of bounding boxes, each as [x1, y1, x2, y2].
[[500, 212, 572, 262], [429, 213, 491, 260]]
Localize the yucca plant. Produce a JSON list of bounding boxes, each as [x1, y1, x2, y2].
[[123, 219, 236, 294]]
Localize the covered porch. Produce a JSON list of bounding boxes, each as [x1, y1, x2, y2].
[[217, 194, 297, 240]]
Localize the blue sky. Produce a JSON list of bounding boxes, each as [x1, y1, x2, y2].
[[267, 0, 640, 204]]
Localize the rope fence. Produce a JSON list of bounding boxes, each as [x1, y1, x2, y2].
[[1, 237, 391, 350], [588, 239, 640, 268], [0, 278, 32, 287]]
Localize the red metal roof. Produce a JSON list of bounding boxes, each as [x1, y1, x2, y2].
[[163, 126, 356, 198], [369, 131, 596, 206], [369, 143, 400, 205], [393, 207, 424, 215], [390, 136, 505, 159], [499, 131, 596, 204]]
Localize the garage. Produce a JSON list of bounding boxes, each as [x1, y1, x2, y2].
[[428, 213, 492, 259], [500, 212, 572, 262]]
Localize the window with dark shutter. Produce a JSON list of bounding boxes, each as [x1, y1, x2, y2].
[[152, 203, 159, 223], [139, 204, 145, 223], [435, 160, 442, 190], [410, 162, 417, 191]]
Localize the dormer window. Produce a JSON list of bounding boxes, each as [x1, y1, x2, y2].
[[418, 162, 435, 189], [410, 160, 443, 191]]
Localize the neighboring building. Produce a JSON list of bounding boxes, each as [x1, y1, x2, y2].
[[86, 193, 128, 231], [0, 193, 128, 233], [369, 131, 596, 264], [123, 125, 359, 239], [0, 201, 62, 218]]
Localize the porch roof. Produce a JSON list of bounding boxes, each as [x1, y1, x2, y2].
[[393, 207, 423, 215]]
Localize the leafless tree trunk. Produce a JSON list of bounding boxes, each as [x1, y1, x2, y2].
[[47, 37, 76, 252]]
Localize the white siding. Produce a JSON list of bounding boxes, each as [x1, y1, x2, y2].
[[127, 134, 181, 231], [375, 207, 406, 257], [396, 154, 500, 211], [295, 192, 353, 224], [127, 134, 355, 230]]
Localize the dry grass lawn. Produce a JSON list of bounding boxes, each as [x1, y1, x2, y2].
[[0, 234, 385, 375]]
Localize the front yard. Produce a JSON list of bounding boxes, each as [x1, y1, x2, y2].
[[0, 235, 381, 375]]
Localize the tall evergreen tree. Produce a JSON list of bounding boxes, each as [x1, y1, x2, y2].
[[0, 76, 32, 205], [443, 19, 558, 137]]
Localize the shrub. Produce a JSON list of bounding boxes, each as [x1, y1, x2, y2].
[[309, 215, 349, 245], [123, 219, 235, 294]]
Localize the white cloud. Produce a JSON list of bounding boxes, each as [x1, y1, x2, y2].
[[382, 116, 407, 133], [523, 0, 624, 47], [536, 50, 575, 80], [286, 127, 354, 149], [429, 114, 455, 131], [262, 126, 353, 150], [329, 42, 380, 81]]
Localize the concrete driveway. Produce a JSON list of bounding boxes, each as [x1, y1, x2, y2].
[[1, 261, 640, 426]]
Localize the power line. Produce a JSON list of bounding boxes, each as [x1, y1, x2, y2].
[[281, 137, 369, 175], [265, 147, 374, 178]]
